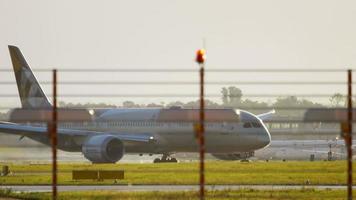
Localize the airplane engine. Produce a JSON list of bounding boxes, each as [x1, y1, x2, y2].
[[211, 152, 254, 160], [82, 135, 124, 163]]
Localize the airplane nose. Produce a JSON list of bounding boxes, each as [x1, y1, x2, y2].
[[258, 126, 271, 148]]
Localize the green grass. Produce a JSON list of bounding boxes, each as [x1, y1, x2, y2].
[[0, 188, 351, 200], [0, 161, 354, 185]]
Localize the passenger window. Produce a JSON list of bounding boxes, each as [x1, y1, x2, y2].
[[243, 123, 252, 128]]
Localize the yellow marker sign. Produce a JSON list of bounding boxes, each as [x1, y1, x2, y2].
[[72, 170, 98, 180], [99, 170, 124, 179]]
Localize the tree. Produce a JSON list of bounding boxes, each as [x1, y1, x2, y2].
[[184, 100, 221, 108], [329, 93, 345, 107], [146, 103, 164, 107], [166, 101, 185, 108], [228, 86, 242, 106], [122, 101, 139, 108], [221, 87, 229, 105], [58, 101, 116, 108], [274, 96, 299, 107], [273, 96, 324, 117], [241, 99, 268, 111]]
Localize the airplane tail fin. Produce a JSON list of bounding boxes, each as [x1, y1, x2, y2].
[[8, 45, 52, 109]]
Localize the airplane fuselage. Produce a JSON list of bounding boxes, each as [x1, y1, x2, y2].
[[23, 108, 271, 155]]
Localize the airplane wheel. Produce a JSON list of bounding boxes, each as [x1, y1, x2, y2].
[[170, 158, 178, 163], [153, 158, 161, 163]]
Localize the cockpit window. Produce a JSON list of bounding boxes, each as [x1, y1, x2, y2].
[[243, 123, 252, 128], [251, 122, 262, 128], [243, 122, 262, 128]]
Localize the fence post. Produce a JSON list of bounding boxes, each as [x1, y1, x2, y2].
[[196, 49, 206, 200], [52, 69, 58, 200], [347, 69, 353, 200]]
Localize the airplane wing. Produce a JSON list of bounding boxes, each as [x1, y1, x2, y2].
[[0, 121, 153, 143], [257, 109, 275, 121]]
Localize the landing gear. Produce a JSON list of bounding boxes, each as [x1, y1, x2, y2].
[[153, 154, 178, 163], [327, 144, 334, 161]]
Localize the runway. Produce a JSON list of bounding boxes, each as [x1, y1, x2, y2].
[[0, 185, 353, 193]]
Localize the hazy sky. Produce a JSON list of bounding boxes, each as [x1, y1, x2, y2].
[[0, 0, 356, 107]]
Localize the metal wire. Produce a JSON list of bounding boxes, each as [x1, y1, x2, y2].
[[0, 68, 354, 72], [0, 81, 349, 85], [0, 94, 348, 98], [0, 106, 345, 110]]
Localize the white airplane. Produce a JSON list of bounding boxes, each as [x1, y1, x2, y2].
[[0, 46, 272, 163]]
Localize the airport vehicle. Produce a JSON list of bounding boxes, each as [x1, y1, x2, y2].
[[0, 46, 271, 163]]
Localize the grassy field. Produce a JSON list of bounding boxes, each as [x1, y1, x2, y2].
[[0, 160, 354, 185], [0, 188, 351, 200]]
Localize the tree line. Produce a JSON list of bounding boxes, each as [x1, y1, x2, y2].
[[54, 87, 351, 118], [0, 86, 348, 120]]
